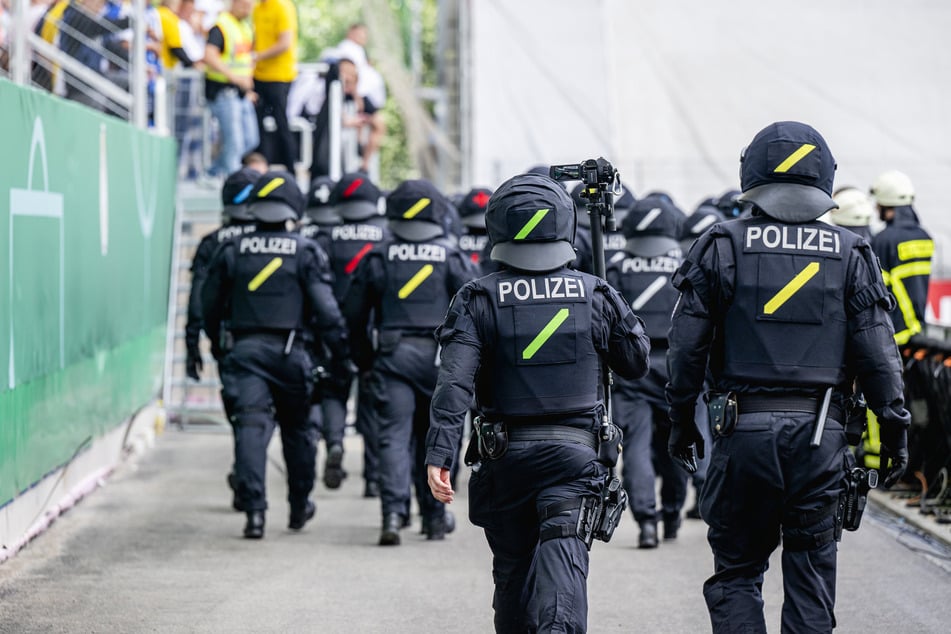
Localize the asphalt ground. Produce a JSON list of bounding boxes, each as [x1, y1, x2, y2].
[[1, 427, 950, 633]]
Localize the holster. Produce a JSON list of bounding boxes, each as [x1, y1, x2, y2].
[[473, 417, 508, 461], [705, 391, 737, 438], [575, 474, 629, 551], [596, 422, 623, 468], [840, 460, 877, 535]]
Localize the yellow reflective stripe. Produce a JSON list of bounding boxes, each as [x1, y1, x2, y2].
[[763, 262, 820, 315], [863, 411, 881, 468], [897, 239, 934, 261], [257, 177, 285, 198], [248, 257, 283, 291], [774, 144, 816, 173], [403, 198, 431, 219], [514, 209, 550, 240], [398, 264, 434, 298], [887, 260, 930, 343], [522, 308, 570, 360]]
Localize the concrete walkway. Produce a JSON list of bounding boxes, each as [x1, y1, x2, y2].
[[1, 426, 950, 633]]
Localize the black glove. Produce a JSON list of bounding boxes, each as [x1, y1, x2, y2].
[[185, 345, 203, 381], [668, 420, 705, 474], [879, 424, 909, 489]]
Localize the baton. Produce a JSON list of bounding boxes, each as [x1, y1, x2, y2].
[[811, 387, 833, 447]]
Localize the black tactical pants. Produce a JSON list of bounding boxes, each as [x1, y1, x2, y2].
[[613, 386, 657, 522], [469, 438, 606, 633], [700, 410, 847, 633], [219, 336, 316, 512], [374, 337, 443, 523]]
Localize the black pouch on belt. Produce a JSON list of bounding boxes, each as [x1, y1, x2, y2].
[[705, 391, 738, 438], [597, 423, 623, 468], [475, 417, 508, 460]]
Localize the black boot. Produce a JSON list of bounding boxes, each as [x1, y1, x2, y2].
[[289, 500, 316, 530], [379, 513, 402, 546], [363, 480, 380, 498], [244, 510, 265, 539], [228, 472, 245, 512], [638, 520, 658, 549], [425, 514, 447, 541], [323, 445, 346, 490], [663, 512, 682, 540]]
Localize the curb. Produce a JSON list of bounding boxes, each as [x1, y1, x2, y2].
[[869, 488, 951, 548]]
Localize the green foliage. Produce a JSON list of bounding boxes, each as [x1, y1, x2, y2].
[[296, 0, 363, 63]]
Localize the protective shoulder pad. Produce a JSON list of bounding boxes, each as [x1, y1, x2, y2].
[[848, 241, 896, 315]]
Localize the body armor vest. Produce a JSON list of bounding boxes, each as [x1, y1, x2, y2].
[[458, 231, 488, 267], [609, 249, 681, 340], [379, 237, 454, 331], [328, 219, 388, 300], [718, 217, 855, 387], [230, 231, 306, 332], [475, 269, 601, 418]]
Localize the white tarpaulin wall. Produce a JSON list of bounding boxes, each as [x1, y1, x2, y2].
[[469, 0, 951, 275]]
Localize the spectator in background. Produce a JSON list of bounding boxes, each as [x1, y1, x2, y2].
[[241, 150, 268, 173], [311, 58, 385, 177], [204, 0, 258, 177], [252, 0, 298, 171], [156, 0, 194, 70], [31, 0, 70, 91], [325, 22, 387, 111], [58, 0, 131, 112]]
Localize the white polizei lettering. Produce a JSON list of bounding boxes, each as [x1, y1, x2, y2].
[[564, 277, 585, 298], [498, 280, 512, 303], [514, 279, 530, 300], [459, 234, 487, 251], [606, 234, 627, 250], [834, 232, 840, 253], [746, 226, 762, 248], [621, 256, 680, 274], [781, 228, 797, 250], [691, 215, 717, 234], [632, 276, 669, 311], [549, 276, 564, 298], [818, 230, 833, 253], [387, 243, 447, 261], [333, 224, 383, 241], [802, 227, 817, 250], [239, 236, 297, 254], [636, 207, 663, 231], [762, 226, 781, 248]]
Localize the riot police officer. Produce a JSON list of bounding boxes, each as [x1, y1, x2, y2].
[[343, 179, 477, 545], [202, 170, 350, 539], [314, 172, 389, 494], [666, 122, 910, 632], [606, 196, 684, 548], [455, 187, 493, 272], [426, 173, 650, 632]]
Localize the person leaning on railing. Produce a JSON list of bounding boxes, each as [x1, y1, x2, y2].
[[58, 0, 131, 112]]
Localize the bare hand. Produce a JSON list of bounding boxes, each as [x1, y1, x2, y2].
[[427, 465, 454, 504]]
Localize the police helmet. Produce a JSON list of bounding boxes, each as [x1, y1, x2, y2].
[[870, 170, 915, 207], [571, 182, 635, 229], [715, 189, 744, 219], [622, 195, 684, 257], [386, 179, 449, 241], [220, 167, 261, 222], [457, 187, 493, 230], [830, 187, 875, 227], [486, 173, 577, 272], [739, 121, 837, 223], [247, 170, 305, 222], [304, 175, 340, 226], [681, 200, 725, 243], [330, 172, 384, 221]]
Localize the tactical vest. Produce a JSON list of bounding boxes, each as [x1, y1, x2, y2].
[[328, 220, 388, 301], [603, 230, 629, 267], [476, 269, 601, 418], [718, 217, 854, 387], [378, 237, 455, 331], [230, 231, 306, 332], [609, 249, 681, 340], [458, 231, 488, 267], [206, 12, 253, 85]]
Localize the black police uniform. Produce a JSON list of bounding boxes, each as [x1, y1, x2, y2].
[[871, 205, 932, 346], [185, 168, 261, 383], [666, 122, 910, 633], [426, 173, 650, 632], [343, 179, 477, 544], [456, 187, 493, 274], [606, 197, 686, 546], [202, 171, 350, 538], [312, 173, 390, 493]]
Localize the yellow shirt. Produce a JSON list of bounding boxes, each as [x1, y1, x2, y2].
[[252, 0, 298, 83], [157, 5, 184, 70]]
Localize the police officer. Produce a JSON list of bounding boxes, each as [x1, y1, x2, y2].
[[299, 175, 340, 237], [314, 173, 389, 494], [185, 168, 261, 510], [606, 196, 685, 548], [343, 179, 477, 545], [455, 187, 493, 272], [666, 122, 910, 632], [426, 173, 650, 632], [827, 187, 875, 241], [202, 170, 350, 539]]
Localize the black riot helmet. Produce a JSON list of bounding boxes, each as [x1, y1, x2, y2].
[[457, 187, 493, 230], [220, 167, 261, 222], [330, 172, 384, 222], [305, 175, 340, 226], [247, 170, 305, 222], [622, 195, 684, 257], [739, 121, 837, 223], [385, 179, 449, 241], [486, 173, 577, 272]]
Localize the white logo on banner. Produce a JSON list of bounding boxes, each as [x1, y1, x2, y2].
[[99, 123, 109, 255], [8, 117, 65, 389]]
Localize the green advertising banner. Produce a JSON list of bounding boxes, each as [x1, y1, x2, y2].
[[0, 80, 177, 506]]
